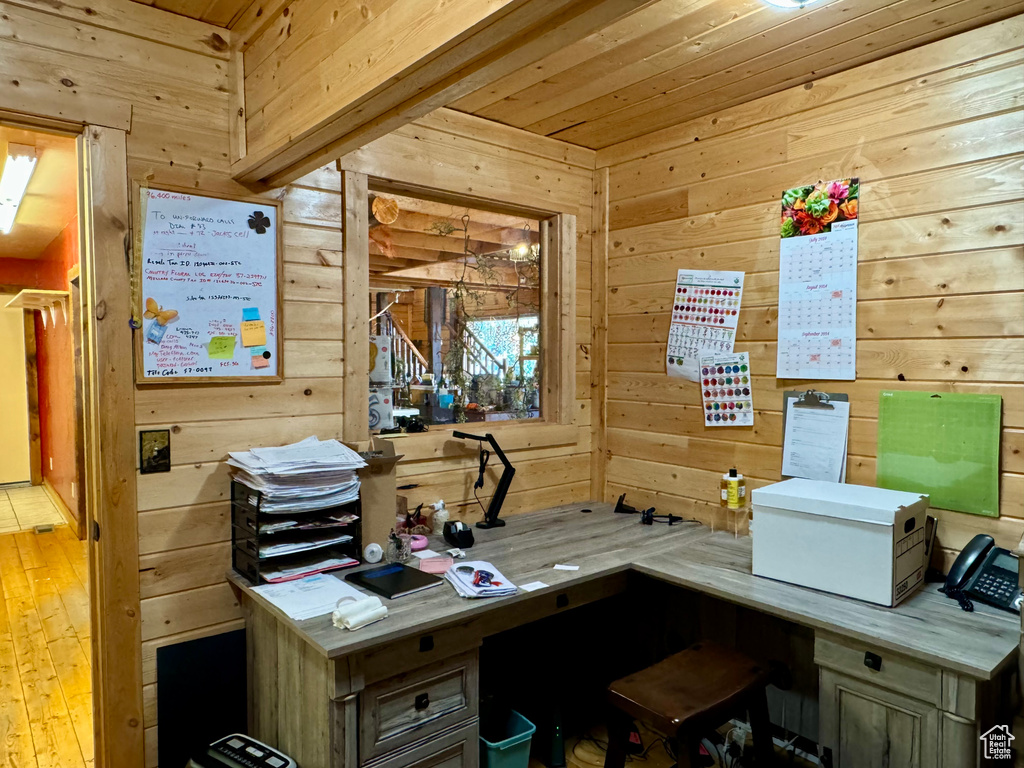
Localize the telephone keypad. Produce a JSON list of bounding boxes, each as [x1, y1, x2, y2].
[[969, 570, 1021, 610]]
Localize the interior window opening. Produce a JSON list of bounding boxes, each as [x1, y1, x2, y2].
[[366, 192, 542, 432]]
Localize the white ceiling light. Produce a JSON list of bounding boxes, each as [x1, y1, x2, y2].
[[761, 0, 824, 7], [0, 144, 38, 235]]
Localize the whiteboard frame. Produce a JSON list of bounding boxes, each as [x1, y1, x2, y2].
[[133, 184, 284, 385]]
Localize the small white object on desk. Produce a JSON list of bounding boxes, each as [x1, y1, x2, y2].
[[332, 596, 387, 630], [413, 549, 441, 560], [553, 564, 579, 571], [519, 581, 548, 592]]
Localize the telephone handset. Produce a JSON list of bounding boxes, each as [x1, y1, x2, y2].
[[942, 534, 1023, 613]]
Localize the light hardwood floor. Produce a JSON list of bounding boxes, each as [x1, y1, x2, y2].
[[0, 525, 92, 768]]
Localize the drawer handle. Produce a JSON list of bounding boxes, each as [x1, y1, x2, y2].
[[415, 693, 430, 711], [863, 652, 882, 672]]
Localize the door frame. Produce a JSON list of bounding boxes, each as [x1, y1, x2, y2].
[[0, 109, 144, 767], [0, 281, 43, 487], [78, 125, 144, 768]]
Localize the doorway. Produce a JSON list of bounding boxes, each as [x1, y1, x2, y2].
[[0, 122, 94, 766]]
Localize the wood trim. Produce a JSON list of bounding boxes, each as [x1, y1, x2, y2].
[[229, 49, 247, 164], [41, 476, 75, 526], [342, 170, 370, 442], [79, 125, 144, 767], [540, 214, 576, 425], [23, 309, 42, 486], [590, 167, 608, 501]]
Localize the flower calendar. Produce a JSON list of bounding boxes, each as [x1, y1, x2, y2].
[[777, 178, 859, 380]]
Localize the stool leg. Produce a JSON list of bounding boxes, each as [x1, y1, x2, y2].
[[674, 727, 699, 768], [604, 711, 631, 768], [748, 688, 774, 767]]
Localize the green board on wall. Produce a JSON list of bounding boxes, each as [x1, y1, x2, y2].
[[877, 391, 1001, 517]]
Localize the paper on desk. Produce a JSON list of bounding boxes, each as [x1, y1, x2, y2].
[[781, 397, 849, 483], [553, 564, 579, 571], [253, 573, 366, 621], [413, 549, 441, 560], [519, 581, 548, 592]]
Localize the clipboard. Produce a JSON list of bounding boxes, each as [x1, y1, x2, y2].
[[781, 390, 849, 481]]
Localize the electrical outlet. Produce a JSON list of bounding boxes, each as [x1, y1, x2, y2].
[[49, 457, 53, 471]]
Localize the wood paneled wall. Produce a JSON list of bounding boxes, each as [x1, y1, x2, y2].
[[595, 17, 1024, 567], [339, 107, 596, 518], [1, 5, 596, 766]]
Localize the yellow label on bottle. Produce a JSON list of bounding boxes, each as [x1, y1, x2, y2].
[[727, 480, 740, 509]]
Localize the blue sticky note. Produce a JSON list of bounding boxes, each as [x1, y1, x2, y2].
[[249, 345, 267, 357], [242, 307, 260, 322], [145, 320, 168, 345]]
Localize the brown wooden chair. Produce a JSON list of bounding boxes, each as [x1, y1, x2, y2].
[[603, 641, 775, 768]]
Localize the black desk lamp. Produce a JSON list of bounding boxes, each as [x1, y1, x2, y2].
[[453, 431, 515, 529]]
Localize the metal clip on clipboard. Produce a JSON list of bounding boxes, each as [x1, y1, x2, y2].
[[781, 389, 849, 481]]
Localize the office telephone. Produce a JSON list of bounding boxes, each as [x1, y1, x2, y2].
[[943, 534, 1023, 613]]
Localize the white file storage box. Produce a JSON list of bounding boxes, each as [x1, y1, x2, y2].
[[751, 478, 930, 607]]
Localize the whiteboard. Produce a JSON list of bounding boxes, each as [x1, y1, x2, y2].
[[135, 187, 283, 383]]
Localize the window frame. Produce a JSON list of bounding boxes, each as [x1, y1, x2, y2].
[[344, 174, 575, 439]]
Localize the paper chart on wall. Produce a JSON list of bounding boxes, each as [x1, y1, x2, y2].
[[138, 188, 280, 382], [777, 178, 859, 380], [666, 269, 744, 381], [699, 352, 753, 427]]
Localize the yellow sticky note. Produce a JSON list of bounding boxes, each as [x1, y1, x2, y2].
[[208, 336, 236, 359], [240, 320, 266, 348]]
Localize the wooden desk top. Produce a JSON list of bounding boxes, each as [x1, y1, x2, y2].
[[228, 502, 1019, 680]]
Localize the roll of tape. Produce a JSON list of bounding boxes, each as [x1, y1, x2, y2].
[[364, 543, 383, 564]]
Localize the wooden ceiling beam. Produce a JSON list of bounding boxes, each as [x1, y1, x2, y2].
[[232, 0, 660, 185]]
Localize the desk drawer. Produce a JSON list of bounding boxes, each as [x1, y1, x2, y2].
[[814, 631, 941, 705], [360, 650, 479, 763], [367, 721, 479, 768]]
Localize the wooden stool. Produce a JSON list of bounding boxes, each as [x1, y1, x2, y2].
[[603, 641, 775, 768]]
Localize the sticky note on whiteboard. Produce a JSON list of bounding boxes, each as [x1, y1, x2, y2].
[[242, 307, 260, 322], [251, 354, 270, 370], [207, 336, 236, 359], [240, 320, 266, 347]]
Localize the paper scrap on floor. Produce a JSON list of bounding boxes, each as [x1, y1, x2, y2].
[[781, 396, 849, 482], [445, 561, 518, 598], [253, 573, 367, 621]]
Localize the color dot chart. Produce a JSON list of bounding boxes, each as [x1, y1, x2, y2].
[[699, 352, 754, 427], [666, 269, 745, 381]]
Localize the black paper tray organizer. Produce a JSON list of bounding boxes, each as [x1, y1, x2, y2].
[[230, 480, 362, 584]]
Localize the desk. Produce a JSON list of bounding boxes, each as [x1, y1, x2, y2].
[[228, 503, 1019, 768]]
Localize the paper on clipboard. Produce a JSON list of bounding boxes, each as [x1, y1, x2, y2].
[[781, 395, 850, 483]]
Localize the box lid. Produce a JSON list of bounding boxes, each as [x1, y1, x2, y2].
[[751, 478, 929, 526]]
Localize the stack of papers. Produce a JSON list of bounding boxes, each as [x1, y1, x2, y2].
[[252, 573, 368, 620], [444, 561, 517, 599], [258, 530, 353, 559], [260, 554, 359, 583], [229, 436, 367, 513]]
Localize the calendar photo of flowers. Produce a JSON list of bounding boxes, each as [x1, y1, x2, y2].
[[780, 177, 859, 238]]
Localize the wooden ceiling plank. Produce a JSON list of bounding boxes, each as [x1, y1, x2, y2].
[[595, 14, 1024, 167], [232, 0, 293, 50], [581, 2, 1024, 148], [449, 0, 712, 115], [519, 0, 939, 136], [563, 0, 1024, 147], [476, 0, 769, 128]]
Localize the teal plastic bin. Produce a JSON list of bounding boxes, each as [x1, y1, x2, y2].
[[480, 710, 536, 768]]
